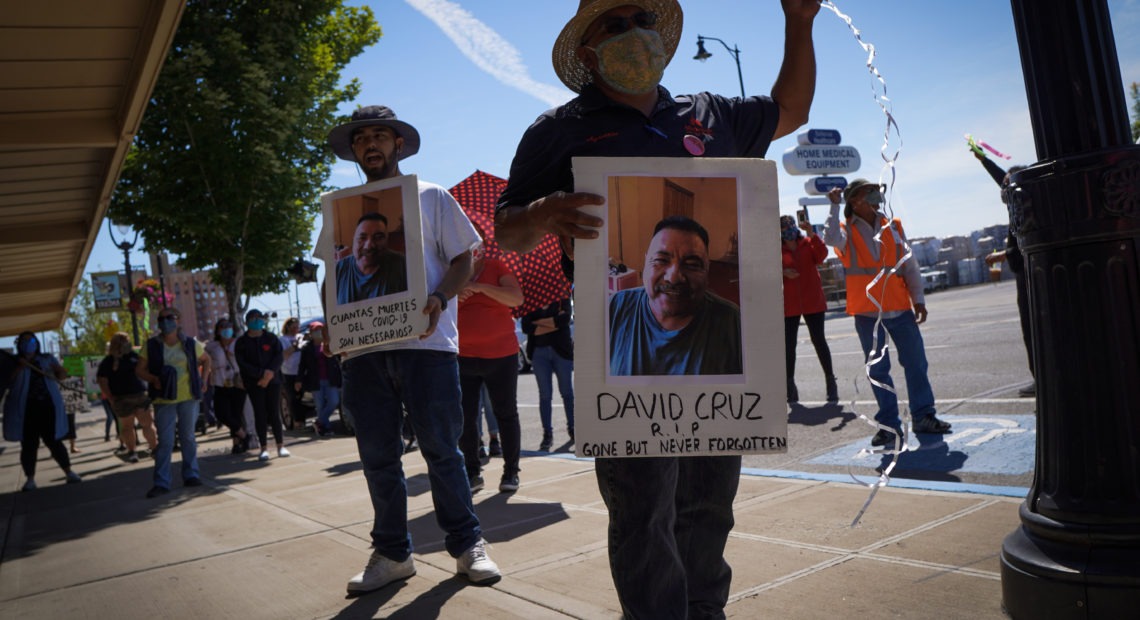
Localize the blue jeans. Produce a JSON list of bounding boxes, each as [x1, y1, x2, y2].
[[153, 399, 200, 489], [596, 455, 740, 620], [314, 380, 340, 429], [342, 349, 481, 560], [530, 345, 574, 433], [853, 311, 936, 430]]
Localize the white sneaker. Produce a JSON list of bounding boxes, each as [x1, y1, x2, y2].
[[346, 551, 415, 593], [456, 539, 501, 585], [258, 450, 270, 462], [277, 446, 291, 457]]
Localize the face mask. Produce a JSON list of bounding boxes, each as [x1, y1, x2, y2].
[[863, 189, 883, 206], [311, 332, 324, 343], [588, 28, 666, 95], [20, 338, 37, 355], [220, 328, 234, 339], [781, 226, 802, 242], [159, 318, 178, 334], [248, 319, 266, 331]]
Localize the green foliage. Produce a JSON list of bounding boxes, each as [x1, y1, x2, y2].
[[1130, 82, 1140, 142], [55, 279, 139, 356], [110, 0, 380, 321]]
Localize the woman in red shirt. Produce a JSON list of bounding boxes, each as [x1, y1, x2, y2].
[[457, 246, 524, 494], [782, 215, 838, 403]]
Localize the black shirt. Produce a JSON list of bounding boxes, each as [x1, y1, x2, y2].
[[234, 331, 284, 386], [97, 353, 146, 396], [496, 84, 779, 213]]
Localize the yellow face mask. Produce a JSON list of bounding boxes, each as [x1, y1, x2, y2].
[[588, 28, 666, 95]]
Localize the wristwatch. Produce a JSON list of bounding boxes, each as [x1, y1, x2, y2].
[[430, 290, 448, 310]]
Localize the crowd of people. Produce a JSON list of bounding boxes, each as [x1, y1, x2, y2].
[[0, 1, 1036, 617]]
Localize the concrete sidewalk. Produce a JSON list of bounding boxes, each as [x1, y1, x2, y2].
[[0, 414, 1019, 619]]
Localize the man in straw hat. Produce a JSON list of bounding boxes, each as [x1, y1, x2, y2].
[[323, 105, 500, 592], [824, 181, 952, 448], [494, 1, 820, 617]]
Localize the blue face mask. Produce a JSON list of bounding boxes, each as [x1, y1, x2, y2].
[[864, 189, 883, 206], [159, 318, 178, 334], [220, 327, 234, 339], [20, 338, 37, 355], [781, 226, 802, 242], [248, 319, 266, 331]]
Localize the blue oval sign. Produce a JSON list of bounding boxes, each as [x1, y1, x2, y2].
[[796, 129, 842, 146], [805, 176, 848, 195]]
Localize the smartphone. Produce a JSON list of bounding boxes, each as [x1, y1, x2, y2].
[[796, 208, 809, 225]]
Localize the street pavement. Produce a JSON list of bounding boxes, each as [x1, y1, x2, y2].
[[0, 280, 1034, 619]]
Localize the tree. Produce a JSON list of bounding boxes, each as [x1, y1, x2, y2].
[[54, 279, 138, 356], [110, 0, 380, 326], [1130, 82, 1140, 142]]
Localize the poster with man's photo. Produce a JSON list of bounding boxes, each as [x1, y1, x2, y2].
[[318, 174, 428, 355], [573, 157, 787, 458]]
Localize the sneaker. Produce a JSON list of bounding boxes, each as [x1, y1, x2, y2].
[[913, 415, 952, 434], [127, 451, 140, 463], [347, 551, 416, 593], [468, 474, 485, 493], [258, 450, 270, 462], [146, 486, 170, 499], [488, 436, 502, 457], [499, 472, 519, 493], [65, 471, 82, 484], [277, 446, 291, 458], [404, 437, 418, 453], [21, 479, 36, 492], [456, 539, 501, 585], [184, 477, 203, 487], [539, 431, 553, 452], [477, 442, 489, 461], [871, 429, 898, 447], [1018, 382, 1036, 398]]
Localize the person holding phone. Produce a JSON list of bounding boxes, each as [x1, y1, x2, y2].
[[781, 214, 837, 403]]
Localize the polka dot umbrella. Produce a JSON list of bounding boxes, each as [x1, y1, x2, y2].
[[450, 170, 571, 318]]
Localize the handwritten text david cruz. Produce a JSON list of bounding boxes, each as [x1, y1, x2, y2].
[[595, 391, 763, 422]]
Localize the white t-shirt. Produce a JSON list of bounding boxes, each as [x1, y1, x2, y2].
[[315, 179, 481, 356], [279, 334, 301, 374]]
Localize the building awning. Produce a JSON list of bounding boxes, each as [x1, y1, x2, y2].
[[0, 0, 185, 337]]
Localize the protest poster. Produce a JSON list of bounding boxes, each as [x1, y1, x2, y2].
[[572, 157, 787, 458], [317, 174, 428, 355]]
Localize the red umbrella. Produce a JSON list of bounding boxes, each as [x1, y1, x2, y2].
[[450, 170, 571, 318]]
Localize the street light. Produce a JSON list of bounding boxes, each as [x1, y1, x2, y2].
[[693, 35, 746, 99], [107, 220, 140, 346]]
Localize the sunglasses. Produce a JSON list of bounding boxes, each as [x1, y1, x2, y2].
[[583, 10, 658, 43]]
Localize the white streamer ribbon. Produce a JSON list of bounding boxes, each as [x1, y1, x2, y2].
[[821, 0, 911, 527]]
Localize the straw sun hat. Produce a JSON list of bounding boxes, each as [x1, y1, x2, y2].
[[551, 0, 683, 93]]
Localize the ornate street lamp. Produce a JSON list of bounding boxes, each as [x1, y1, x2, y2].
[[693, 35, 745, 98], [107, 220, 140, 346]]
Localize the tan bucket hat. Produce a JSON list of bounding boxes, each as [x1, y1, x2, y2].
[[551, 0, 683, 93]]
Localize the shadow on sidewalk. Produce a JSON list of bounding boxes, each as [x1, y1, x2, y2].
[[788, 402, 857, 432]]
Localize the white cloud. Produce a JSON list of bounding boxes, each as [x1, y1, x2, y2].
[[404, 0, 574, 107]]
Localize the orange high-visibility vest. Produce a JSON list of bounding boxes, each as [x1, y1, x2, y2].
[[836, 217, 913, 315]]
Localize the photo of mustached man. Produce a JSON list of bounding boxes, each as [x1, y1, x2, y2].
[[335, 211, 408, 305], [609, 215, 743, 376]]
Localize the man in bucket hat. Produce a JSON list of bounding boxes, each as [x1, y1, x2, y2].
[[494, 1, 821, 617], [323, 105, 500, 592], [824, 181, 952, 448]]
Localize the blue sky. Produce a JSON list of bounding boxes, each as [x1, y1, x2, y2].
[[84, 0, 1140, 321]]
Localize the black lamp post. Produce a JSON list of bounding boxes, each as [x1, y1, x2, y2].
[[107, 220, 140, 346], [1000, 0, 1140, 616], [693, 35, 745, 98]]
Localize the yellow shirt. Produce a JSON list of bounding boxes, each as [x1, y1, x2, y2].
[[154, 339, 206, 404]]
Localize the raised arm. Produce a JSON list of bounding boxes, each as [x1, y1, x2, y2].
[[771, 0, 821, 139]]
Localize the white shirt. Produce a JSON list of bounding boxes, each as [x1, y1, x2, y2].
[[279, 334, 301, 374]]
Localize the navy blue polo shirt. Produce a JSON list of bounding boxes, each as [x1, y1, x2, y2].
[[496, 83, 780, 212]]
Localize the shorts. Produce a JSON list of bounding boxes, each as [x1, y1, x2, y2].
[[112, 393, 152, 418]]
